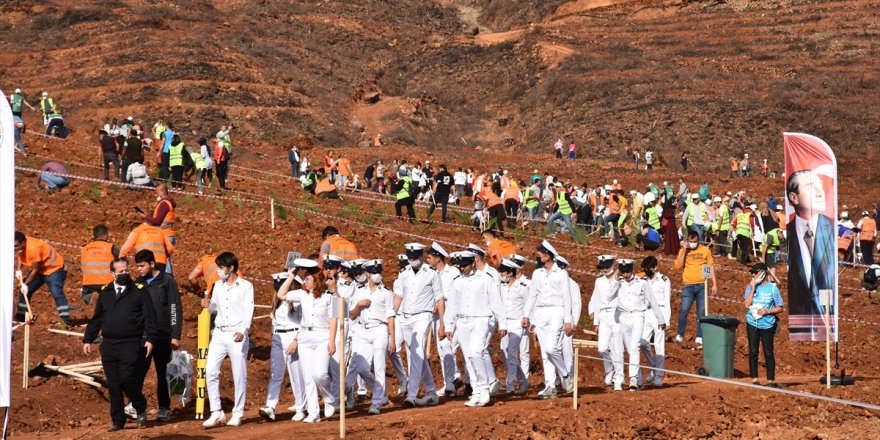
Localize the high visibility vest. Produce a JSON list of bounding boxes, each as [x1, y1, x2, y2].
[[304, 172, 317, 187], [39, 98, 55, 115], [323, 155, 334, 174], [316, 178, 337, 195], [153, 123, 166, 140], [523, 187, 538, 209], [80, 240, 115, 286], [735, 212, 752, 237], [169, 142, 185, 167], [153, 198, 175, 237], [608, 198, 620, 215], [504, 182, 519, 201], [199, 254, 220, 295], [397, 176, 413, 200], [718, 204, 731, 231], [481, 189, 503, 208], [133, 224, 171, 264], [763, 229, 781, 254], [687, 203, 706, 226], [338, 158, 352, 177], [646, 205, 661, 230], [556, 191, 572, 215], [190, 150, 207, 170], [488, 240, 516, 266], [327, 235, 359, 260], [860, 218, 877, 241], [11, 94, 24, 112], [18, 236, 64, 276], [838, 229, 854, 258]]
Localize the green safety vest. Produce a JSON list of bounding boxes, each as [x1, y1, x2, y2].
[[718, 204, 731, 231], [524, 187, 538, 209], [40, 98, 55, 115], [190, 151, 206, 170], [687, 203, 705, 226], [11, 94, 24, 112], [397, 176, 413, 200], [556, 190, 572, 215], [735, 212, 752, 237], [305, 172, 316, 186], [221, 135, 233, 153], [763, 228, 781, 254], [153, 123, 166, 140], [646, 205, 661, 230], [169, 142, 185, 167]]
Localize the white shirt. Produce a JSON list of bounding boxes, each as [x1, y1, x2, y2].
[[478, 264, 501, 286], [569, 278, 582, 325], [644, 272, 672, 324], [436, 264, 461, 302], [524, 263, 573, 324], [446, 271, 506, 332], [454, 171, 467, 185], [795, 214, 819, 282], [396, 264, 442, 315], [645, 151, 654, 163], [616, 277, 664, 325], [501, 275, 530, 319], [271, 298, 301, 330], [209, 277, 255, 334], [351, 284, 395, 329], [200, 144, 214, 169], [589, 275, 619, 326], [288, 290, 335, 329]]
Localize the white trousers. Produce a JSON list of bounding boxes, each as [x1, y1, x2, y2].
[[597, 309, 622, 384], [639, 310, 666, 380], [346, 325, 389, 405], [432, 312, 460, 388], [389, 318, 408, 383], [455, 317, 493, 391], [532, 307, 569, 385], [298, 329, 336, 417], [543, 332, 573, 386], [398, 313, 436, 398], [265, 331, 306, 412], [500, 318, 529, 387], [615, 311, 645, 385], [206, 330, 248, 416]]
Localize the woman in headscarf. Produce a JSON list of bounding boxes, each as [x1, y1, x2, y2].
[[661, 197, 681, 256]]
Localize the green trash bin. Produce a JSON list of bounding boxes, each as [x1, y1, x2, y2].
[[698, 315, 740, 379]]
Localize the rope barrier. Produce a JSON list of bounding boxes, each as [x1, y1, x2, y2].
[[574, 352, 880, 411]]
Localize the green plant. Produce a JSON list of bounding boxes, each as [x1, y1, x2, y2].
[[570, 225, 592, 245], [234, 195, 244, 210], [89, 183, 102, 199], [215, 200, 225, 212], [210, 242, 221, 252], [275, 200, 288, 220]]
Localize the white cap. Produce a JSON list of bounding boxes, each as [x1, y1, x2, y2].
[[749, 204, 758, 210], [554, 182, 562, 187], [41, 91, 48, 97], [510, 254, 528, 266], [663, 181, 668, 186], [613, 179, 618, 184], [216, 131, 224, 139], [404, 243, 426, 252], [466, 243, 486, 257], [293, 258, 319, 269], [617, 259, 635, 271], [555, 255, 570, 267], [643, 193, 656, 204], [744, 153, 749, 157], [503, 170, 509, 175], [14, 88, 21, 94], [499, 258, 520, 270], [713, 196, 722, 202], [322, 255, 345, 268], [428, 242, 449, 258], [597, 254, 616, 268], [537, 240, 558, 257], [604, 185, 612, 190], [691, 193, 699, 199]]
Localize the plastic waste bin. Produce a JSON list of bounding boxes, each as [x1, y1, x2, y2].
[[697, 315, 740, 379]]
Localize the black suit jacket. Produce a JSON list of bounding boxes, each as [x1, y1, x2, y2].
[[787, 214, 836, 317], [83, 281, 157, 344]]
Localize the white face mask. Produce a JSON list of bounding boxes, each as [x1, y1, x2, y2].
[[370, 273, 382, 284], [156, 196, 162, 201], [408, 259, 422, 270], [355, 273, 367, 284], [500, 274, 510, 283], [217, 268, 228, 280], [688, 242, 699, 249]]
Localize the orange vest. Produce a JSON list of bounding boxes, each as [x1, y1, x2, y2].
[[18, 236, 64, 275], [860, 218, 877, 241], [487, 240, 516, 267], [153, 198, 175, 237], [323, 155, 333, 173], [338, 158, 352, 177], [315, 178, 337, 195], [80, 240, 115, 286], [608, 198, 621, 215], [327, 235, 358, 260], [837, 229, 854, 259], [503, 182, 519, 201], [199, 254, 220, 294], [480, 188, 503, 208], [123, 224, 172, 264]]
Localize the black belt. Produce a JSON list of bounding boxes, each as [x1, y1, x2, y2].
[[275, 328, 300, 333]]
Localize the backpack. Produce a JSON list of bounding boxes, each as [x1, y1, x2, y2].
[[406, 179, 420, 198]]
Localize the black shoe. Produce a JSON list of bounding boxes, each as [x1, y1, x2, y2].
[[108, 425, 124, 432], [463, 383, 473, 396], [136, 414, 147, 428], [453, 378, 464, 390]]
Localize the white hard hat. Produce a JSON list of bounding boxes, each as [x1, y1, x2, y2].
[[713, 196, 722, 202], [643, 192, 656, 204], [41, 91, 48, 97], [613, 179, 618, 184], [14, 88, 21, 94]]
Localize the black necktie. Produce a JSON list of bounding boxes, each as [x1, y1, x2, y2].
[[116, 286, 123, 297], [804, 224, 814, 258]]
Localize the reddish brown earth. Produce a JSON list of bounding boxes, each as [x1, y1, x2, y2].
[[4, 0, 880, 438]]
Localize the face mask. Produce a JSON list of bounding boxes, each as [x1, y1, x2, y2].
[[688, 242, 698, 249], [217, 268, 228, 280], [500, 274, 510, 283], [115, 273, 131, 285], [370, 273, 382, 284], [408, 259, 423, 270], [355, 273, 367, 284], [485, 241, 492, 247]]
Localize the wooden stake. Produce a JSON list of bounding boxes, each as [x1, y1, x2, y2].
[[48, 328, 85, 337], [254, 304, 273, 309], [704, 279, 710, 316], [339, 296, 346, 439], [425, 324, 433, 358], [22, 312, 30, 389], [270, 197, 276, 230], [573, 345, 579, 409], [44, 365, 103, 387], [825, 289, 831, 389], [253, 314, 272, 320]]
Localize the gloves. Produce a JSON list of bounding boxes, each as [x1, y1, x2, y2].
[[20, 284, 28, 296], [15, 270, 22, 280]]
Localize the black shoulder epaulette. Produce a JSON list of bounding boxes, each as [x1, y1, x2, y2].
[[661, 275, 668, 282]]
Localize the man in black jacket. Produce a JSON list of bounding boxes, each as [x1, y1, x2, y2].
[[99, 130, 121, 181], [83, 258, 156, 432], [132, 249, 183, 422]]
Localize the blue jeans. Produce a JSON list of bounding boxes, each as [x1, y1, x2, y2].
[[690, 224, 705, 243], [40, 173, 69, 189], [20, 269, 71, 322], [678, 284, 706, 338], [547, 211, 572, 233], [526, 206, 539, 231], [165, 236, 175, 275]]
